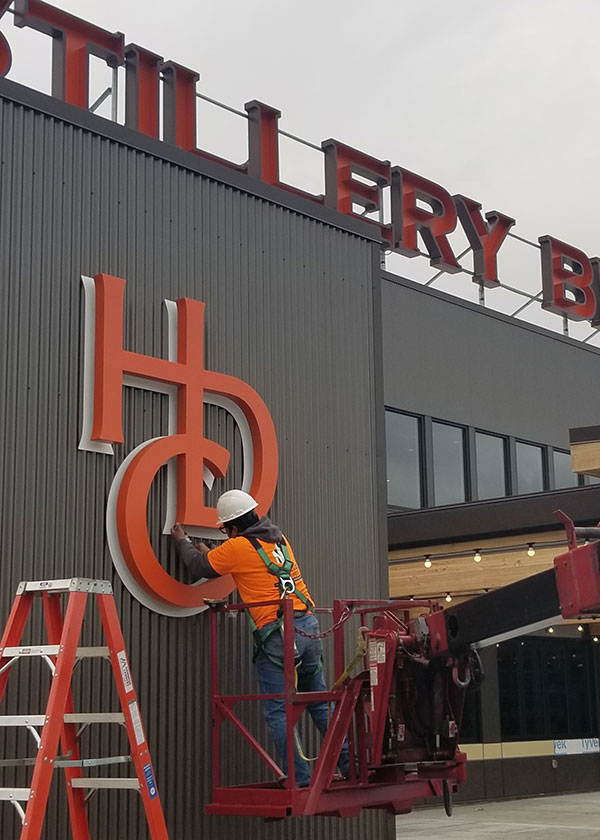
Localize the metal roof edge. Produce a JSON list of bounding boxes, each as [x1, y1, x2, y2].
[[381, 270, 600, 356], [0, 76, 381, 244]]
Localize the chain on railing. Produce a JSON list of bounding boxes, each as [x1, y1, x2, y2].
[[294, 604, 354, 640]]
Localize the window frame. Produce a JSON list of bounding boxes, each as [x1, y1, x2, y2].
[[513, 438, 549, 495], [472, 429, 510, 502], [384, 408, 426, 512], [385, 408, 589, 510], [430, 418, 469, 507]]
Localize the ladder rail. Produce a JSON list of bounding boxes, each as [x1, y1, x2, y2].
[[19, 590, 89, 839], [0, 579, 170, 840], [42, 590, 91, 840], [96, 592, 169, 838]]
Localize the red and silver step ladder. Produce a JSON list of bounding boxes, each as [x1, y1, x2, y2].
[[0, 578, 169, 839]]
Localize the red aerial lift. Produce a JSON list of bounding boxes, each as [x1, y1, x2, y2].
[[206, 510, 600, 819]]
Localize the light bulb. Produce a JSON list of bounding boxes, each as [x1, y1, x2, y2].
[[445, 593, 452, 603], [527, 544, 535, 557], [474, 550, 482, 563], [578, 625, 584, 632], [594, 637, 599, 643], [548, 627, 554, 634], [424, 556, 432, 569]]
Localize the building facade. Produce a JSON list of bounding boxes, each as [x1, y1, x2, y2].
[[383, 272, 600, 801], [1, 3, 600, 834], [0, 77, 390, 838]]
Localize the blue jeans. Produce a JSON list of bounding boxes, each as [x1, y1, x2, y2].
[[255, 611, 349, 787]]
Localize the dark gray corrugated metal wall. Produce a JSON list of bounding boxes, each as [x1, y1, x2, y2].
[[382, 272, 600, 448], [0, 88, 392, 839]]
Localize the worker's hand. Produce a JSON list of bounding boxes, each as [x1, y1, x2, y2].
[[170, 523, 187, 542], [197, 542, 211, 554]]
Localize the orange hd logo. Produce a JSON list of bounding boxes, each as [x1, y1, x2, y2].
[[79, 274, 278, 616]]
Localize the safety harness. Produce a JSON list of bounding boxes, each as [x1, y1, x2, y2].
[[244, 535, 316, 670]]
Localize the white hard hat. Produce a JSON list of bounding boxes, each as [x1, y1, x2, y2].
[[215, 489, 258, 526]]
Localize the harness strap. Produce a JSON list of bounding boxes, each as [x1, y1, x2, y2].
[[244, 535, 314, 612], [244, 534, 316, 668]]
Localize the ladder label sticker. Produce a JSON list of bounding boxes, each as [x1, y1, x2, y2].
[[117, 650, 134, 694], [368, 640, 377, 664], [128, 700, 146, 746], [142, 762, 158, 799], [376, 641, 386, 664], [369, 665, 378, 686]]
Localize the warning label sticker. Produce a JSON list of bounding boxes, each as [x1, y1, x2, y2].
[[143, 762, 158, 799], [370, 665, 378, 686], [117, 650, 133, 694], [368, 640, 377, 664], [128, 699, 146, 746], [376, 641, 386, 664]]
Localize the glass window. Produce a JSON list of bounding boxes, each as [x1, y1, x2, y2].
[[553, 450, 578, 489], [516, 442, 545, 494], [476, 433, 507, 500], [385, 411, 421, 509], [498, 638, 594, 740], [497, 644, 520, 738], [459, 690, 482, 743], [432, 422, 466, 506]]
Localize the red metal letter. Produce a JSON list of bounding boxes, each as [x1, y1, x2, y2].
[[90, 274, 279, 607], [592, 259, 600, 327], [0, 0, 12, 76], [540, 235, 598, 322], [391, 167, 460, 273], [124, 44, 162, 138], [453, 195, 515, 288], [161, 60, 199, 151], [161, 59, 247, 173], [246, 100, 281, 184], [322, 139, 393, 247], [0, 32, 11, 77], [14, 0, 124, 107]]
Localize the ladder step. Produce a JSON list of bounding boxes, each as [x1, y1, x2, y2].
[[16, 579, 113, 595], [0, 713, 125, 727], [64, 713, 125, 725], [0, 754, 131, 769], [0, 788, 31, 801], [1, 645, 109, 658], [70, 778, 140, 790], [58, 755, 131, 769]]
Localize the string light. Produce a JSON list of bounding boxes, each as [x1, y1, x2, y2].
[[424, 555, 432, 569], [578, 625, 584, 632], [548, 627, 554, 634], [594, 637, 599, 643], [527, 544, 535, 557], [445, 593, 452, 603], [391, 539, 572, 568]]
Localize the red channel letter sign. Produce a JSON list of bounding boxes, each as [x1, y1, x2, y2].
[[79, 274, 278, 616]]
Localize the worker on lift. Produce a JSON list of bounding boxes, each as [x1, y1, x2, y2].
[[171, 489, 350, 787]]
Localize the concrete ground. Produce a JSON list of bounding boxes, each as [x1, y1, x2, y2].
[[396, 792, 600, 839]]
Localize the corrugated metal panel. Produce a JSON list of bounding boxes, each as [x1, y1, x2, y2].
[[381, 272, 600, 447], [0, 94, 391, 839]]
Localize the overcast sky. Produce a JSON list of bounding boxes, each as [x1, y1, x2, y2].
[[3, 0, 600, 339]]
